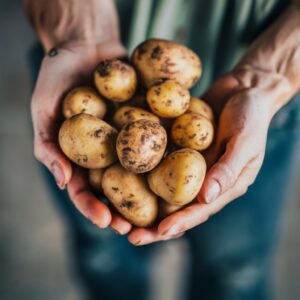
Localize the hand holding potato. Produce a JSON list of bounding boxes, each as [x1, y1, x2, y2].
[[128, 71, 275, 245], [31, 42, 133, 234]]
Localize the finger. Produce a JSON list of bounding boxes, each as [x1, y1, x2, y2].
[[159, 166, 257, 236], [199, 137, 253, 203], [110, 213, 132, 235], [34, 138, 72, 189], [67, 167, 112, 228], [128, 227, 184, 246]]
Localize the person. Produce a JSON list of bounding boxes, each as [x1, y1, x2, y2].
[[23, 0, 300, 299]]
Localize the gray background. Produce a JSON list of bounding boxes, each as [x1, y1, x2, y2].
[[0, 1, 300, 299]]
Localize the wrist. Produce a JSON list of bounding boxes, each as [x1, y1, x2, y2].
[[56, 40, 127, 60], [232, 64, 294, 120]]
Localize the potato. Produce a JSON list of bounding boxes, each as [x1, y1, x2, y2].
[[147, 148, 206, 205], [94, 59, 137, 102], [59, 113, 118, 168], [112, 106, 160, 130], [187, 97, 214, 121], [171, 113, 214, 151], [159, 200, 183, 219], [88, 168, 105, 191], [146, 80, 190, 118], [132, 39, 201, 89], [116, 119, 167, 173], [62, 87, 107, 119], [102, 164, 158, 227]]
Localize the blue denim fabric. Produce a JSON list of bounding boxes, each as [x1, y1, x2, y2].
[[28, 45, 299, 300]]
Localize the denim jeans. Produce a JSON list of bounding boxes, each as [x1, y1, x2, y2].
[[29, 45, 300, 300]]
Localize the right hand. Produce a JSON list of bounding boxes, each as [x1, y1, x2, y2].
[[31, 42, 132, 234]]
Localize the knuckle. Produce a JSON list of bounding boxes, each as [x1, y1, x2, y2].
[[215, 162, 236, 191]]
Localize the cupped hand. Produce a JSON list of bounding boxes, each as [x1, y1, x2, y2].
[[31, 41, 132, 234], [129, 68, 289, 245]]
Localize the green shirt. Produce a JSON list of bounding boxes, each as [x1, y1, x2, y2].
[[115, 0, 289, 95]]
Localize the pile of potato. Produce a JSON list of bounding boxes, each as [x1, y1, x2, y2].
[[58, 39, 214, 227]]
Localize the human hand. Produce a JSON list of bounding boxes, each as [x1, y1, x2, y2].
[[31, 42, 132, 234], [128, 67, 291, 245]]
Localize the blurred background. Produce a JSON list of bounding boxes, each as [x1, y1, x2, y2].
[[0, 1, 300, 299]]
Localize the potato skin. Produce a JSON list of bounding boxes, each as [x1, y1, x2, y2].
[[63, 87, 107, 119], [147, 148, 206, 205], [187, 97, 214, 121], [94, 59, 137, 102], [88, 168, 105, 191], [113, 106, 160, 130], [171, 113, 214, 151], [59, 113, 118, 168], [117, 119, 167, 173], [132, 39, 201, 89], [102, 164, 158, 227], [146, 80, 190, 118]]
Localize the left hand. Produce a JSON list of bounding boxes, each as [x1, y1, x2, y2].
[[128, 68, 290, 246]]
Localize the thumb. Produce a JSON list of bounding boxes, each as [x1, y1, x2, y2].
[[199, 137, 250, 203], [34, 138, 72, 189]]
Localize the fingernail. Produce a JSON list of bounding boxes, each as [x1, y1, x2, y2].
[[133, 240, 141, 245], [205, 180, 220, 203], [50, 161, 65, 189], [163, 225, 179, 236]]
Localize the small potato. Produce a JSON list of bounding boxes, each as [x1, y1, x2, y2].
[[112, 106, 160, 130], [171, 113, 214, 151], [146, 80, 190, 118], [59, 113, 118, 168], [132, 39, 201, 89], [187, 97, 214, 121], [102, 164, 158, 227], [94, 59, 137, 102], [117, 119, 167, 173], [88, 168, 105, 191], [159, 200, 183, 219], [148, 148, 206, 205], [63, 87, 107, 119]]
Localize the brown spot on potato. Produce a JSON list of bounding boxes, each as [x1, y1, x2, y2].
[[151, 46, 163, 59], [120, 199, 134, 209], [97, 61, 112, 77], [94, 129, 103, 137]]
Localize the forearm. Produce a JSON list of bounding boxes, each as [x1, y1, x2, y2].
[[235, 3, 300, 115], [23, 0, 122, 52]]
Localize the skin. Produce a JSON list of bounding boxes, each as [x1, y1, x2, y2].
[[25, 1, 300, 243]]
